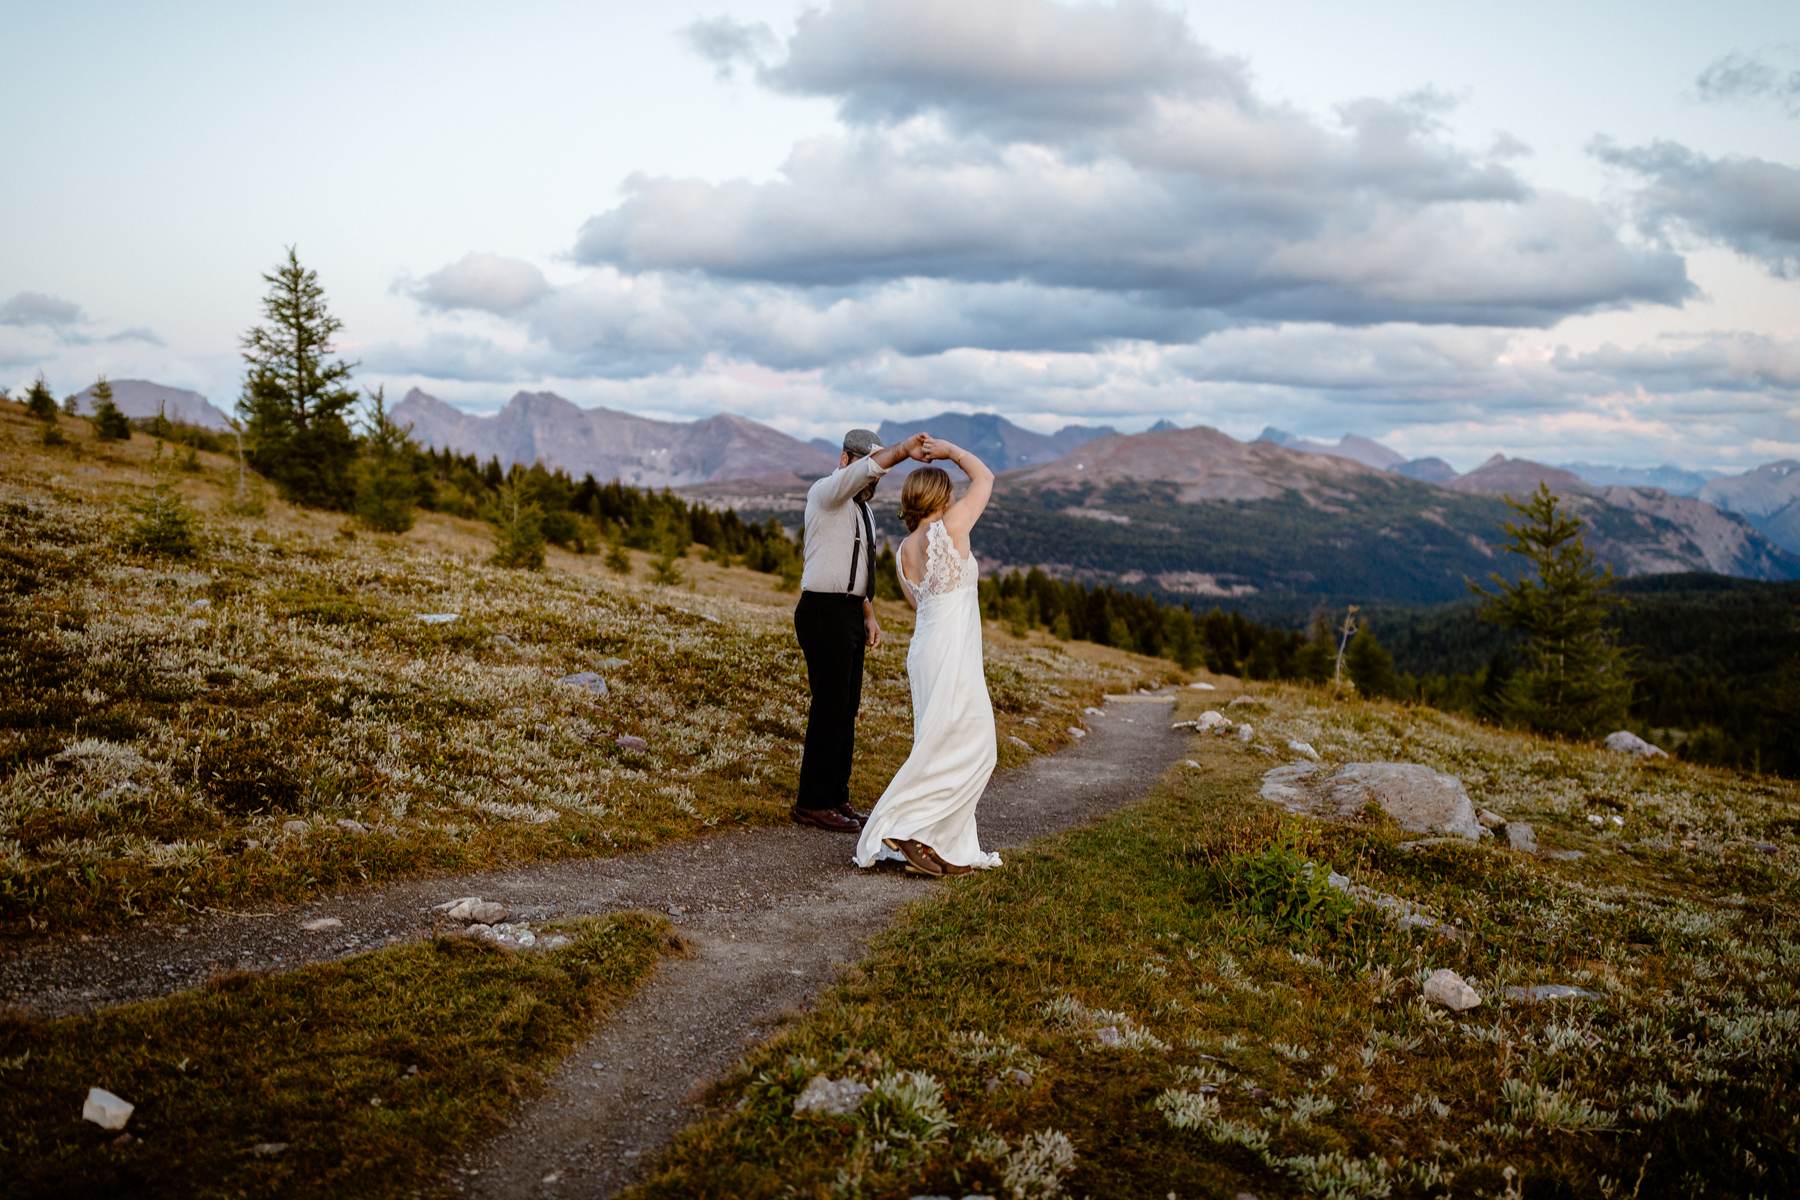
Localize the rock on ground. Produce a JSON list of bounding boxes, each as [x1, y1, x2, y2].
[[83, 1087, 134, 1130], [793, 1075, 870, 1117], [1604, 730, 1668, 758], [1260, 762, 1482, 840], [556, 671, 609, 697], [1422, 969, 1481, 1011], [436, 897, 510, 924], [1286, 740, 1320, 761], [300, 917, 343, 932], [1505, 822, 1538, 854]]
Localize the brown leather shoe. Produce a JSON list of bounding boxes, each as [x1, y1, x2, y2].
[[883, 837, 945, 877], [837, 802, 869, 824], [791, 805, 863, 832], [923, 845, 974, 876]]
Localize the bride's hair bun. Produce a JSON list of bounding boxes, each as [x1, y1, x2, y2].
[[899, 467, 954, 531]]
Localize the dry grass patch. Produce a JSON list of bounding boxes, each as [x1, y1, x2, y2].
[[0, 911, 676, 1199]]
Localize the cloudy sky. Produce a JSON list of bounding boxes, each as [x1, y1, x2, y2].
[[4, 0, 1797, 469]]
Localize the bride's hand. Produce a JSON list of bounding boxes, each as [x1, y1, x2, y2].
[[922, 436, 960, 464]]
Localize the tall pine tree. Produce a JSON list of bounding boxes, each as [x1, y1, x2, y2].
[[237, 247, 358, 508], [1473, 484, 1631, 738]]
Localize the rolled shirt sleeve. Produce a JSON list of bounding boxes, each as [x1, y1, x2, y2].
[[811, 454, 889, 508]]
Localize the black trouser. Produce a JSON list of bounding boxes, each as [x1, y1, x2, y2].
[[794, 591, 866, 811]]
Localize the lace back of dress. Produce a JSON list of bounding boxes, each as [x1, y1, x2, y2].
[[920, 520, 967, 597]]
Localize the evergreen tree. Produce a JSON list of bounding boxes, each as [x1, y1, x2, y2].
[[350, 387, 419, 533], [604, 538, 633, 576], [24, 375, 57, 421], [60, 392, 77, 416], [237, 246, 359, 508], [1473, 484, 1631, 737], [90, 377, 132, 441], [1345, 626, 1400, 698], [488, 477, 546, 570]]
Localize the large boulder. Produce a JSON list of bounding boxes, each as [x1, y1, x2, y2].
[[1604, 731, 1667, 759], [1260, 762, 1482, 840]]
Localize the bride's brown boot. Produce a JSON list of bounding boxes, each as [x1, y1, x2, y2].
[[923, 846, 973, 876], [884, 837, 944, 877]]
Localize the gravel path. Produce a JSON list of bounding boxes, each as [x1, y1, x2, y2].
[[455, 693, 1181, 1199]]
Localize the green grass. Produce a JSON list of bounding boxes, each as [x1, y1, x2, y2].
[[0, 911, 677, 1199], [0, 405, 1158, 933], [626, 684, 1800, 1198]]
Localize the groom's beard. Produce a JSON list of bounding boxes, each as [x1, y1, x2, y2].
[[855, 480, 878, 505]]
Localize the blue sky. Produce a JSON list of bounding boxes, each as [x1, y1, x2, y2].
[[3, 0, 1797, 469]]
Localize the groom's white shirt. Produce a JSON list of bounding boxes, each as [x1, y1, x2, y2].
[[800, 454, 889, 595]]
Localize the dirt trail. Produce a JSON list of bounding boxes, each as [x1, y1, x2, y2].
[[455, 694, 1181, 1200], [0, 696, 1182, 1023]]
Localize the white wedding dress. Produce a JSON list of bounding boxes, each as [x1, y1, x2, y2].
[[854, 520, 1003, 871]]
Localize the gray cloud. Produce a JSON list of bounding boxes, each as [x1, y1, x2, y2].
[[576, 1, 1687, 331], [576, 131, 1683, 326], [401, 252, 550, 314], [1696, 50, 1800, 117], [763, 0, 1247, 139], [0, 291, 85, 327], [681, 15, 777, 82], [1591, 137, 1800, 277]]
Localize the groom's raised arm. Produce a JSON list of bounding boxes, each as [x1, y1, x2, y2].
[[812, 433, 928, 507]]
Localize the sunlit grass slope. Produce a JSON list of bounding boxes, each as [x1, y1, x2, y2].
[[0, 403, 1166, 933]]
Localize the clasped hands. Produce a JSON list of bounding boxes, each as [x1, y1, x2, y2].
[[896, 432, 956, 464]]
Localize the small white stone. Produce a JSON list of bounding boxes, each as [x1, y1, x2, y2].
[[1083, 706, 1104, 716], [1068, 727, 1086, 739], [1237, 723, 1254, 742], [300, 917, 343, 932], [83, 1087, 134, 1131], [1195, 710, 1232, 731], [1286, 740, 1320, 761], [1188, 681, 1216, 690], [416, 612, 460, 625], [793, 1075, 870, 1117], [282, 819, 308, 836], [334, 818, 367, 835], [1422, 968, 1482, 1012], [1183, 759, 1201, 769], [1587, 813, 1606, 826]]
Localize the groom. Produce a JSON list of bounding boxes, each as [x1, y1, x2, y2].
[[790, 427, 931, 832]]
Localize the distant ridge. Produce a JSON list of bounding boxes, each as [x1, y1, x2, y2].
[[1256, 426, 1406, 471], [74, 379, 232, 430], [874, 411, 1114, 476], [390, 388, 836, 488]]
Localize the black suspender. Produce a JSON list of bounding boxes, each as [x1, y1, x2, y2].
[[848, 500, 876, 597]]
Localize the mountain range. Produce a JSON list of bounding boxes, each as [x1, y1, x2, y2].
[[73, 379, 233, 430], [66, 380, 1800, 605], [389, 388, 835, 489], [977, 427, 1799, 609]]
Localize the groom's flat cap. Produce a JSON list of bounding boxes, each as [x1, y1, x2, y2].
[[842, 429, 883, 457]]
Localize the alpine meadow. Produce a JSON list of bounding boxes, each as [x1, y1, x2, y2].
[[4, 2, 1799, 1197]]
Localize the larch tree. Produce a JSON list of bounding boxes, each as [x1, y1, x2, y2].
[[1473, 483, 1631, 738], [237, 247, 358, 508]]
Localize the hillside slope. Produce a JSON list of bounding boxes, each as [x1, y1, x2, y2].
[[0, 401, 1161, 933], [981, 429, 1799, 611]]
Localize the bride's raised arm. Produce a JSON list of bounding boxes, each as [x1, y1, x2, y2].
[[922, 437, 995, 539]]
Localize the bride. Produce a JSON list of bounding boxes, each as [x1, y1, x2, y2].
[[854, 436, 1001, 877]]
